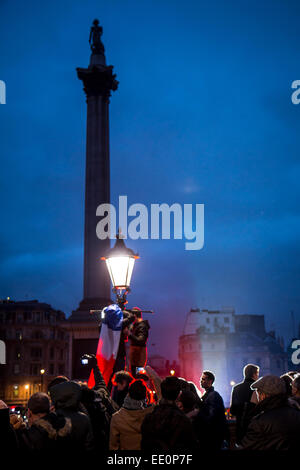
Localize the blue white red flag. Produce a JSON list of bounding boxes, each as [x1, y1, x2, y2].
[[88, 304, 123, 387]]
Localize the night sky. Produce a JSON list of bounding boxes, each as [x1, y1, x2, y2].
[[1, 0, 300, 360]]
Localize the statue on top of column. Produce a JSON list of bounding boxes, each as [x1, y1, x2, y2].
[[89, 19, 105, 55]]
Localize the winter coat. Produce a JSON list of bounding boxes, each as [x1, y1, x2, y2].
[[49, 381, 94, 452], [80, 365, 119, 451], [288, 395, 300, 410], [196, 386, 228, 450], [115, 310, 135, 366], [109, 396, 154, 450], [230, 378, 255, 416], [240, 394, 300, 450], [129, 320, 150, 347], [230, 377, 255, 442], [93, 361, 119, 416], [17, 412, 72, 452], [141, 399, 199, 452], [129, 320, 150, 372], [0, 408, 18, 452]]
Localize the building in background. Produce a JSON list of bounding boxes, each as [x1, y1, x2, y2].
[[0, 298, 69, 406], [179, 308, 288, 406], [148, 355, 180, 378]]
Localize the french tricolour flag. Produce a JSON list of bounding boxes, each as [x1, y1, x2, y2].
[[88, 304, 123, 387]]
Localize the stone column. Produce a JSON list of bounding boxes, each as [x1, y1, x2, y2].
[[76, 21, 118, 311]]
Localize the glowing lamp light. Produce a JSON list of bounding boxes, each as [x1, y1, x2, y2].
[[40, 369, 45, 375], [101, 235, 139, 291], [25, 384, 29, 390], [170, 370, 175, 376], [230, 380, 236, 386]]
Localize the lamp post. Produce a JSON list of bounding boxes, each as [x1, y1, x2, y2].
[[101, 234, 139, 310], [40, 369, 45, 392]]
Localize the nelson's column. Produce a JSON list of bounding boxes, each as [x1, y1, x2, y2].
[[66, 20, 118, 379]]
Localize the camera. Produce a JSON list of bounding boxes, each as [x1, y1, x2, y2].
[[80, 354, 93, 365]]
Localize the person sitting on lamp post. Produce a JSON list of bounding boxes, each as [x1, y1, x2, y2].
[[127, 307, 150, 377], [106, 308, 135, 392], [111, 308, 135, 376]]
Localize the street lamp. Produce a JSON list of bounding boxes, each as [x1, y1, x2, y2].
[[101, 234, 139, 309], [40, 369, 45, 392]]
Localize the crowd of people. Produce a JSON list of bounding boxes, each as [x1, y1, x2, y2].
[[1, 358, 300, 454]]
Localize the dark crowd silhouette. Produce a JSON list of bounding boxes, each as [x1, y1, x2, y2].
[[1, 356, 300, 454]]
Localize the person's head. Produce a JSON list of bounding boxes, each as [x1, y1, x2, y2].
[[47, 376, 69, 392], [188, 382, 201, 404], [292, 374, 300, 397], [80, 384, 96, 406], [177, 378, 190, 391], [251, 375, 286, 402], [27, 393, 50, 426], [243, 364, 259, 381], [135, 372, 149, 382], [128, 379, 147, 401], [280, 373, 293, 397], [188, 381, 199, 395], [132, 307, 142, 322], [288, 371, 300, 379], [200, 371, 215, 390], [178, 390, 197, 413], [161, 376, 181, 401], [112, 370, 134, 391]]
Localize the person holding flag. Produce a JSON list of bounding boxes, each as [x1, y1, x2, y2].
[[88, 304, 134, 389]]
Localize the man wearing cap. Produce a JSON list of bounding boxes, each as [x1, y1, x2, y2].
[[240, 375, 300, 450]]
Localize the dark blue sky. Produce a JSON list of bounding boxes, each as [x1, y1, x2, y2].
[[1, 0, 300, 359]]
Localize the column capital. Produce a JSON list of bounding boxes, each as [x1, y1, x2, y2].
[[77, 64, 118, 98]]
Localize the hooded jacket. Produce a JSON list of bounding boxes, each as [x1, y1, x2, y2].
[[49, 381, 94, 452], [17, 412, 72, 451], [109, 396, 154, 450]]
